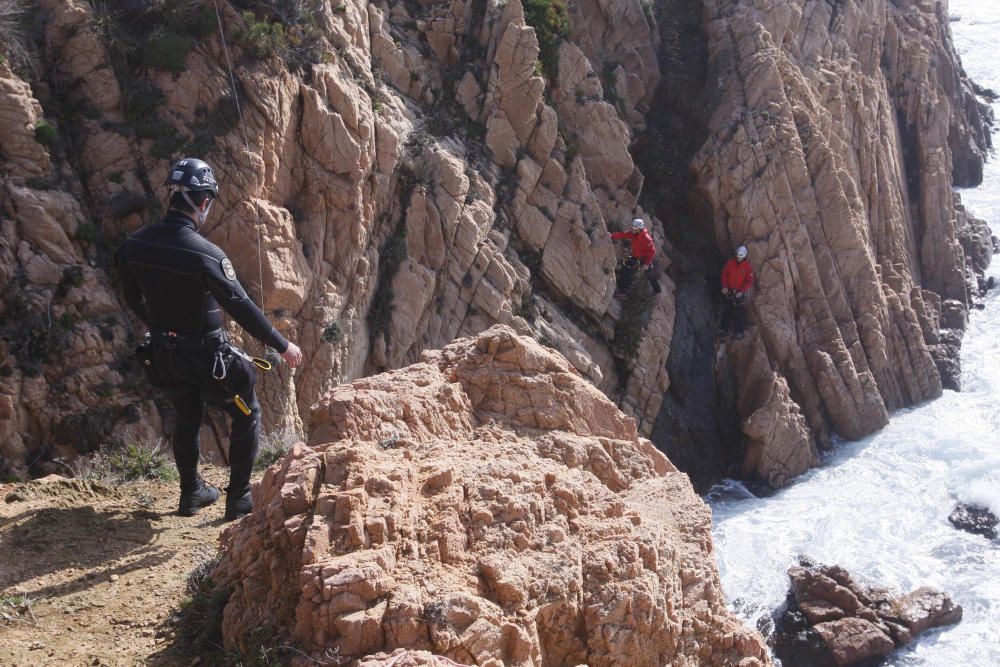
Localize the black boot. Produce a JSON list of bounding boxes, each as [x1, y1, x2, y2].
[[178, 477, 219, 516], [224, 462, 253, 521], [224, 486, 252, 521]]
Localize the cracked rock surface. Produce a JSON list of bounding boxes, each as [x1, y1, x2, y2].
[[213, 326, 771, 666]]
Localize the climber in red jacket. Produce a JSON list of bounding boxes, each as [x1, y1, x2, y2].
[[612, 218, 657, 298], [720, 244, 754, 339]]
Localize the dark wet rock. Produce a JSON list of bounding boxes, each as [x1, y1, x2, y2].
[[949, 503, 999, 539], [930, 328, 963, 391], [972, 81, 999, 101], [940, 299, 968, 331], [772, 560, 962, 666], [772, 593, 836, 667]]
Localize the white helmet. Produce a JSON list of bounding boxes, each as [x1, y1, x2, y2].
[[736, 245, 748, 260], [631, 218, 645, 230]]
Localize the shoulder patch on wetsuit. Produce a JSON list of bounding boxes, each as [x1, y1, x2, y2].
[[221, 258, 237, 281]]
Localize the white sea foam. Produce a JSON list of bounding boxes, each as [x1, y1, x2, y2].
[[711, 1, 1000, 663]]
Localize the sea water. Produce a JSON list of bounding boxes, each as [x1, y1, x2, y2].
[[709, 1, 1000, 664]]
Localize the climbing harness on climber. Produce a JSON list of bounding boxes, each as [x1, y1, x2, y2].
[[612, 218, 658, 299], [115, 154, 303, 520], [719, 244, 754, 341]]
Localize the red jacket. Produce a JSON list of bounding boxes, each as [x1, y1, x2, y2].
[[721, 258, 754, 292], [611, 229, 656, 267]]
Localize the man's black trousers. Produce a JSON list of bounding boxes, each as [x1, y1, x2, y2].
[[721, 297, 747, 334], [152, 336, 260, 493]]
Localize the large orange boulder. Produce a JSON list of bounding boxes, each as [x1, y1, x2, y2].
[[213, 326, 770, 666]]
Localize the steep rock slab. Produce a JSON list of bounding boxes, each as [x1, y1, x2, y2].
[[693, 0, 991, 485], [214, 326, 770, 666]]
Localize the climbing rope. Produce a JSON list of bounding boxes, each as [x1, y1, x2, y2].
[[212, 0, 267, 317], [210, 0, 290, 375]]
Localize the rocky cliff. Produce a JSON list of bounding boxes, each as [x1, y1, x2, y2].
[[0, 0, 992, 490], [682, 0, 994, 487], [212, 326, 771, 665]]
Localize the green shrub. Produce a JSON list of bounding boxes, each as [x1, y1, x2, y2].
[[55, 265, 85, 298], [93, 0, 216, 73], [0, 289, 67, 368], [93, 439, 178, 483], [62, 265, 84, 288], [140, 30, 195, 72], [91, 1, 138, 68], [235, 10, 286, 59], [234, 6, 324, 69], [322, 322, 342, 344], [522, 0, 570, 80], [122, 79, 163, 121], [173, 6, 217, 39], [253, 428, 300, 472], [33, 120, 57, 148]]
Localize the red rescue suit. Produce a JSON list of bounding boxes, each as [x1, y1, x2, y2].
[[721, 258, 754, 293], [611, 230, 656, 268]]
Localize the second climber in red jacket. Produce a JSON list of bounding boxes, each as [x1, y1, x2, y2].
[[720, 244, 754, 339], [612, 218, 657, 298]]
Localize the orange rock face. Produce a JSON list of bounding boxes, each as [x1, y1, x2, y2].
[[0, 0, 991, 493], [213, 327, 770, 666], [691, 0, 993, 484]]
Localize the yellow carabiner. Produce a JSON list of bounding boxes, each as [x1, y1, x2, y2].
[[233, 395, 252, 416], [251, 357, 272, 371]]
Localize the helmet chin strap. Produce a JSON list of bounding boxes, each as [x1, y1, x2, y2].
[[181, 191, 213, 227]]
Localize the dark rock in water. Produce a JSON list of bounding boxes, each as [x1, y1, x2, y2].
[[940, 299, 968, 331], [771, 559, 962, 666], [772, 592, 837, 667], [949, 503, 999, 539], [972, 81, 999, 101], [930, 329, 963, 391], [987, 275, 997, 290]]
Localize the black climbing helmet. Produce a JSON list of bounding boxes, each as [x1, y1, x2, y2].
[[164, 158, 219, 197]]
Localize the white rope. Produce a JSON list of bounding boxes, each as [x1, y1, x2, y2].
[[212, 0, 289, 434], [212, 0, 267, 316]]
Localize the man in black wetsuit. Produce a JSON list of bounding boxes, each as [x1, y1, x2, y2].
[[115, 158, 302, 520]]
